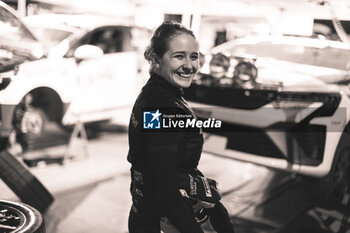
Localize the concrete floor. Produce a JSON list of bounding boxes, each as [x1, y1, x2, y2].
[[39, 131, 303, 233], [1, 125, 347, 232]]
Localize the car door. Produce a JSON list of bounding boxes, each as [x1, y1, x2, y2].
[[66, 26, 138, 122], [86, 26, 139, 110]]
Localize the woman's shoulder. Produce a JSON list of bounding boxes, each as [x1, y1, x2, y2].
[[141, 85, 178, 107]]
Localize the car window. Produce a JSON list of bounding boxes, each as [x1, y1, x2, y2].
[[75, 26, 132, 54], [89, 28, 122, 53], [229, 41, 316, 66]]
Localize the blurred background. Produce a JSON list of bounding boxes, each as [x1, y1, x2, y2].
[[5, 0, 350, 47], [1, 0, 350, 233]]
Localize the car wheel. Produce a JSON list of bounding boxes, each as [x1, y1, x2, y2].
[[13, 107, 47, 152], [20, 108, 46, 135], [0, 199, 44, 233], [0, 150, 54, 213], [317, 133, 350, 209]]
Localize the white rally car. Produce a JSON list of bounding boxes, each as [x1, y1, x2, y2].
[[185, 35, 350, 209], [0, 2, 149, 150]]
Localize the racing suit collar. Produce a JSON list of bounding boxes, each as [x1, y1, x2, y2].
[[150, 72, 184, 96]]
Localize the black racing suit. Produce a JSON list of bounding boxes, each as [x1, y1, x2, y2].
[[127, 73, 205, 233]]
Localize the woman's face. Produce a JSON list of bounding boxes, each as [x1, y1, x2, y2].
[[156, 33, 199, 89]]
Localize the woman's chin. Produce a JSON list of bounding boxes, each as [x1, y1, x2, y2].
[[177, 81, 192, 89], [173, 77, 194, 89]]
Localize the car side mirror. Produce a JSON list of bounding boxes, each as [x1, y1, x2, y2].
[[74, 45, 103, 60]]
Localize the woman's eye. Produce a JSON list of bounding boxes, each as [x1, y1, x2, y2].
[[174, 54, 184, 59]]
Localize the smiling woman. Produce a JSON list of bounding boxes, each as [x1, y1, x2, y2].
[[143, 22, 199, 89], [127, 21, 235, 233], [153, 33, 199, 89]]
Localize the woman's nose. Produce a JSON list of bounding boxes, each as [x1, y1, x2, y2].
[[182, 65, 192, 73], [182, 59, 193, 72]]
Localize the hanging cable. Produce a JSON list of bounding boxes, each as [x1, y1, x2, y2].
[[324, 0, 350, 46], [322, 0, 350, 69]]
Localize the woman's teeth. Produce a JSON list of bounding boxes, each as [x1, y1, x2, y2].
[[176, 73, 191, 78]]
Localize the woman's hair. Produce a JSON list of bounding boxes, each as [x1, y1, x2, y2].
[[144, 21, 196, 70]]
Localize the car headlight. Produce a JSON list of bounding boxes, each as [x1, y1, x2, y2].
[[233, 61, 258, 89], [209, 53, 230, 79]]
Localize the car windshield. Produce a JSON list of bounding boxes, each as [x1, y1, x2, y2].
[[228, 39, 350, 71], [0, 6, 38, 47], [0, 4, 45, 64]]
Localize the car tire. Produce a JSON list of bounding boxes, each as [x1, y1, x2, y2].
[[0, 199, 45, 233], [0, 150, 54, 213], [316, 133, 350, 209], [0, 137, 9, 151]]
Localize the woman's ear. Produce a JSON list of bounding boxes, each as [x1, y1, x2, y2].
[[151, 53, 160, 69]]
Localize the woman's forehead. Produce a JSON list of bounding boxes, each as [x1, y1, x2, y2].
[[167, 33, 199, 52]]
